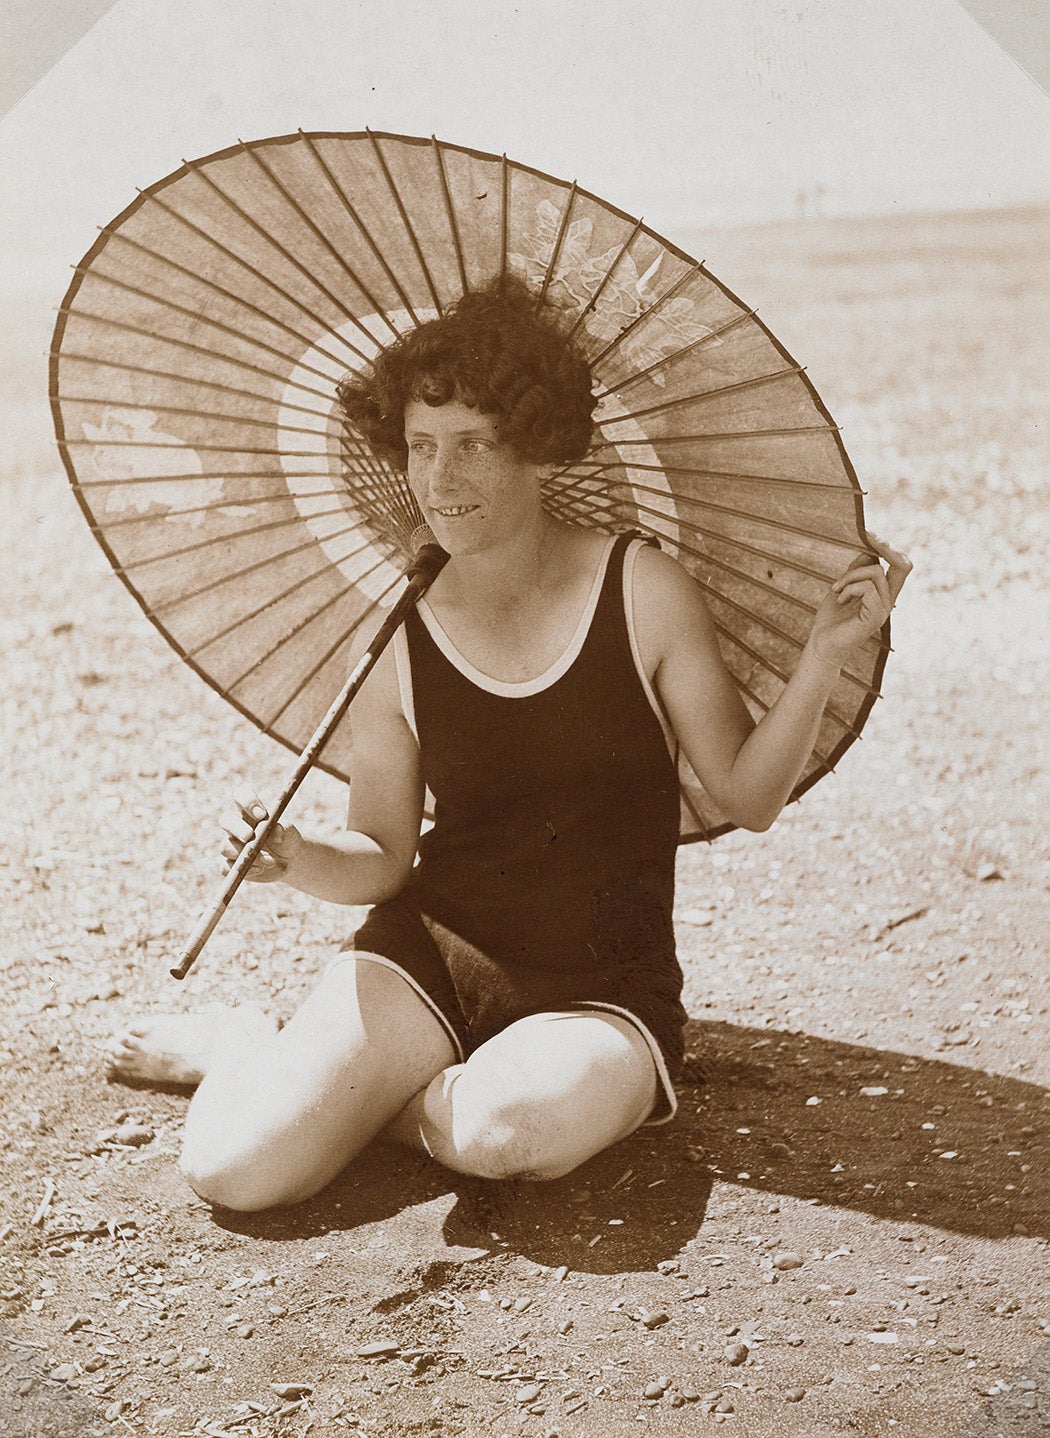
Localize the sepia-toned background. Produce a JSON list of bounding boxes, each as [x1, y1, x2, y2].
[[2, 4, 1048, 1435]]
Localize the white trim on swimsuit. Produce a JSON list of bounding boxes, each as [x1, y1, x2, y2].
[[324, 950, 467, 1064], [395, 533, 676, 760], [621, 536, 679, 763], [412, 531, 616, 697], [325, 950, 676, 1125]]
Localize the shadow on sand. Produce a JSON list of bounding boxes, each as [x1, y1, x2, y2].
[[214, 1019, 1047, 1274]]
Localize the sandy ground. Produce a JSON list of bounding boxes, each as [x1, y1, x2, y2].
[[1, 203, 1048, 1437]]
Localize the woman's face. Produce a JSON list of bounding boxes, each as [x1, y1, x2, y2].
[[404, 398, 547, 556]]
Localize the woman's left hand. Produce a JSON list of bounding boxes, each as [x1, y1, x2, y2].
[[808, 529, 913, 666]]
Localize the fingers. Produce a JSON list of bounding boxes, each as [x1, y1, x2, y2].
[[217, 793, 285, 882], [220, 807, 255, 846], [864, 529, 914, 605], [833, 531, 914, 614], [236, 791, 268, 825], [221, 793, 271, 844], [831, 563, 891, 613]]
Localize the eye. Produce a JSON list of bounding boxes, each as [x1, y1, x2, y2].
[[408, 440, 434, 457], [462, 439, 490, 454]]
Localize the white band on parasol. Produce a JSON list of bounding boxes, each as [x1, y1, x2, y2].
[[278, 309, 433, 604]]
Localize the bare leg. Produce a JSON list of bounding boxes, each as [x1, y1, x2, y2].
[[172, 955, 456, 1211], [385, 1010, 659, 1181]]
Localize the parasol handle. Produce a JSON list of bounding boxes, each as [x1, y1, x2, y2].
[[169, 534, 448, 981]]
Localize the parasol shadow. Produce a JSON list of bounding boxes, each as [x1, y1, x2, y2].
[[212, 1021, 1046, 1271]]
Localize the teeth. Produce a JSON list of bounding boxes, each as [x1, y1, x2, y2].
[[436, 506, 475, 515]]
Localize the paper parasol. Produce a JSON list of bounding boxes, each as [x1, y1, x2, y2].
[[50, 129, 887, 843]]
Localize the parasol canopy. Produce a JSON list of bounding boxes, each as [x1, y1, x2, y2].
[[50, 129, 887, 843]]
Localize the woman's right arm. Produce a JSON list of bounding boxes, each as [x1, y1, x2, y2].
[[219, 635, 424, 906]]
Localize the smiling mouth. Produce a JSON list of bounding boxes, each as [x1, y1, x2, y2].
[[434, 505, 479, 517]]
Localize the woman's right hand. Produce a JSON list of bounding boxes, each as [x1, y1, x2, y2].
[[219, 793, 303, 884]]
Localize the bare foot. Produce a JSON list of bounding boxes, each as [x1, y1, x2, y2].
[[104, 1004, 279, 1087]]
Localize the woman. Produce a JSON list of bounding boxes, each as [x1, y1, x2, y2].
[[107, 281, 910, 1211]]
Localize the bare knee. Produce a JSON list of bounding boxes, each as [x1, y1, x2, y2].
[[178, 1134, 333, 1212], [452, 1118, 567, 1181], [179, 1148, 275, 1212], [423, 1085, 575, 1182]]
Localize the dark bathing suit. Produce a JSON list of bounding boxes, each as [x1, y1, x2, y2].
[[349, 533, 687, 1122]]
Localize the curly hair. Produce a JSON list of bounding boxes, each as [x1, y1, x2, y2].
[[336, 277, 597, 472]]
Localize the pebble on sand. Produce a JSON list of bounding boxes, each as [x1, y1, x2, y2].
[[724, 1343, 749, 1365], [785, 1387, 806, 1402], [356, 1340, 400, 1358], [112, 1123, 154, 1147], [772, 1251, 804, 1270]]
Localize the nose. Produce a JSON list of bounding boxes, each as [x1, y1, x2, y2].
[[429, 448, 461, 495]]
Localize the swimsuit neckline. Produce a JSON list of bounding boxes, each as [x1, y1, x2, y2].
[[415, 533, 618, 697]]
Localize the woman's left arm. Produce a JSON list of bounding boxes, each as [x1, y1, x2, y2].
[[637, 531, 912, 831]]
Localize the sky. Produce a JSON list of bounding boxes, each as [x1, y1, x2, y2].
[[1, 0, 1048, 309]]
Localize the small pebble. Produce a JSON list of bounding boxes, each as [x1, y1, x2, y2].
[[724, 1342, 749, 1366], [786, 1332, 805, 1346], [773, 1251, 804, 1270], [785, 1387, 806, 1402], [715, 1395, 735, 1413], [236, 1324, 254, 1339], [641, 1309, 670, 1329], [513, 1296, 533, 1312], [357, 1339, 399, 1358], [643, 1380, 666, 1400], [51, 1364, 77, 1383], [516, 1382, 543, 1404], [104, 1402, 125, 1421], [112, 1123, 154, 1147], [272, 1383, 312, 1399], [158, 1348, 179, 1366]]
